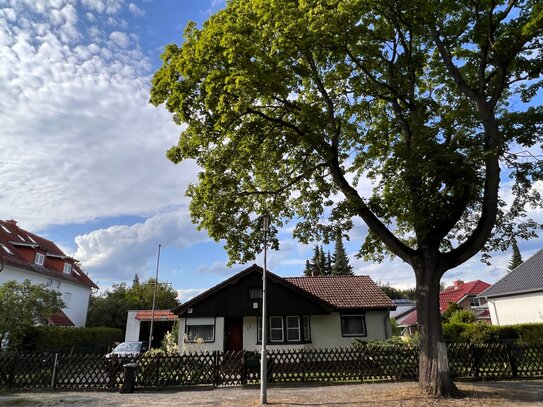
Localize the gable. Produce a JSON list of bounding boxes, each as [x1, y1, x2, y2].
[[481, 249, 543, 298], [174, 265, 334, 317]]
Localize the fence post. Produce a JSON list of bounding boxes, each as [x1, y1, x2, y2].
[[506, 343, 518, 379], [50, 353, 59, 390], [213, 351, 220, 387]]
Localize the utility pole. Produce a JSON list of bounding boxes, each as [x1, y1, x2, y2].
[[148, 243, 161, 349], [260, 215, 270, 405]]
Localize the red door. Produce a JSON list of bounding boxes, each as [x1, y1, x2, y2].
[[224, 317, 243, 351]]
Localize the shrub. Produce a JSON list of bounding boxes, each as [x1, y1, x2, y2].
[[21, 326, 123, 353], [443, 322, 543, 344]]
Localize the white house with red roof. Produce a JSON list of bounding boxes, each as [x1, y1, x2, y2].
[[397, 279, 491, 334], [0, 219, 98, 327], [172, 264, 396, 353]]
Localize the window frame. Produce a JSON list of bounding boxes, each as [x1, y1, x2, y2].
[[269, 316, 284, 342], [302, 316, 311, 341], [340, 315, 367, 337], [185, 324, 215, 343], [248, 287, 263, 300], [257, 316, 311, 344], [286, 316, 301, 342], [34, 252, 45, 266], [470, 298, 481, 307], [63, 263, 72, 274]]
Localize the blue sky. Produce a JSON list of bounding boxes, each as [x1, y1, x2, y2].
[[1, 0, 541, 302]]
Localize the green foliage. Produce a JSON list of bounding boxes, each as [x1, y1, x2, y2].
[[441, 303, 463, 323], [87, 277, 180, 331], [21, 326, 123, 353], [304, 245, 329, 276], [443, 322, 543, 344], [448, 309, 477, 324], [0, 279, 64, 349], [377, 282, 416, 300], [507, 240, 523, 272], [332, 229, 353, 275]]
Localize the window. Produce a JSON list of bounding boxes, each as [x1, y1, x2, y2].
[[258, 316, 311, 344], [270, 316, 284, 342], [45, 279, 61, 289], [341, 315, 367, 337], [185, 325, 214, 342], [303, 316, 311, 341], [470, 298, 481, 307], [0, 243, 13, 255], [1, 225, 11, 233], [27, 235, 36, 243], [286, 316, 300, 342], [63, 263, 72, 274], [17, 234, 26, 241], [248, 288, 263, 299], [63, 292, 72, 308], [34, 252, 45, 266]]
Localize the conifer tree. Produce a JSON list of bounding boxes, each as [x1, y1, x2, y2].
[[507, 240, 523, 273], [332, 230, 353, 276]]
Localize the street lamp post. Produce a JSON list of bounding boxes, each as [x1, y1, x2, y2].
[[260, 215, 270, 405], [148, 244, 161, 349]]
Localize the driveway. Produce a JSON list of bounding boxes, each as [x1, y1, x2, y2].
[[1, 380, 542, 406]]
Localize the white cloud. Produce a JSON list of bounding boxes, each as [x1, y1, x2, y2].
[[74, 210, 210, 282], [109, 30, 129, 48], [177, 288, 205, 303], [128, 3, 144, 17], [0, 1, 196, 231]]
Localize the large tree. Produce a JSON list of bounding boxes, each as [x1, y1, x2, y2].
[[0, 279, 64, 349], [150, 0, 543, 396], [87, 278, 180, 331]]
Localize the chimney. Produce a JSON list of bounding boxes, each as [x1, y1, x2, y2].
[[6, 219, 17, 226], [453, 279, 464, 288]]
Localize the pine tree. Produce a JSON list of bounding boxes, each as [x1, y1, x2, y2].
[[332, 230, 353, 276], [507, 240, 523, 273], [325, 251, 333, 275], [303, 259, 312, 276]]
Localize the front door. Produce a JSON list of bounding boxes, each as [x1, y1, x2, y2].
[[224, 317, 243, 351]]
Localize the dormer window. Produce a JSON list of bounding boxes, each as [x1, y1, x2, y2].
[[1, 243, 13, 255], [63, 263, 72, 274], [34, 252, 45, 266]]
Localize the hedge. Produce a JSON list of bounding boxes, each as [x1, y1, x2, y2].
[[443, 322, 543, 344], [21, 326, 123, 353]]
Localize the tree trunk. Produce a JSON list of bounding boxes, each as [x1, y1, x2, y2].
[[415, 260, 461, 398]]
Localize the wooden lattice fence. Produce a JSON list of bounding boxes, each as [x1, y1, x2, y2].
[[0, 343, 541, 392]]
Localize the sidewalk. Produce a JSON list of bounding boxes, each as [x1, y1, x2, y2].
[[1, 380, 542, 406]]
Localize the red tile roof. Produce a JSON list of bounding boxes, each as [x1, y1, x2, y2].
[[135, 310, 177, 321], [397, 280, 491, 327], [48, 310, 75, 326], [0, 219, 98, 289], [285, 275, 395, 309]]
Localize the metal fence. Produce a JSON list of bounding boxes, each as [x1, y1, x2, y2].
[[1, 343, 542, 391]]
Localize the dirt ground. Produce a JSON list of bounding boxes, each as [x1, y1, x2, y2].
[[1, 380, 542, 407]]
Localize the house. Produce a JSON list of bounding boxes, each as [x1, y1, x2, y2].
[[0, 219, 98, 327], [173, 264, 395, 353], [479, 249, 543, 325], [397, 279, 491, 334], [125, 309, 177, 347]]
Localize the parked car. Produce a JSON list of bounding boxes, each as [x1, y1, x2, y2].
[[105, 341, 149, 360]]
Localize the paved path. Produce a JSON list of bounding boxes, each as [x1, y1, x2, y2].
[[1, 380, 542, 406]]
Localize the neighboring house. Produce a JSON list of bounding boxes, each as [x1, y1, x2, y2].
[[397, 279, 491, 334], [0, 219, 98, 327], [390, 299, 416, 320], [125, 309, 177, 347], [173, 264, 395, 353], [479, 249, 543, 326]]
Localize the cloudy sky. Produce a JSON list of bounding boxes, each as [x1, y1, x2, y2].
[[1, 0, 541, 302]]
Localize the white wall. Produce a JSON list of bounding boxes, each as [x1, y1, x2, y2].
[[178, 316, 224, 354], [0, 264, 92, 326], [125, 310, 141, 341], [487, 292, 543, 325]]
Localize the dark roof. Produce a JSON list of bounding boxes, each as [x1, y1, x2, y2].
[[0, 219, 98, 290], [284, 276, 395, 309], [173, 264, 394, 314], [135, 310, 177, 321], [479, 249, 543, 298]]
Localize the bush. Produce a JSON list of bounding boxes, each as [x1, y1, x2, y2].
[[21, 326, 123, 353], [443, 322, 543, 344]]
